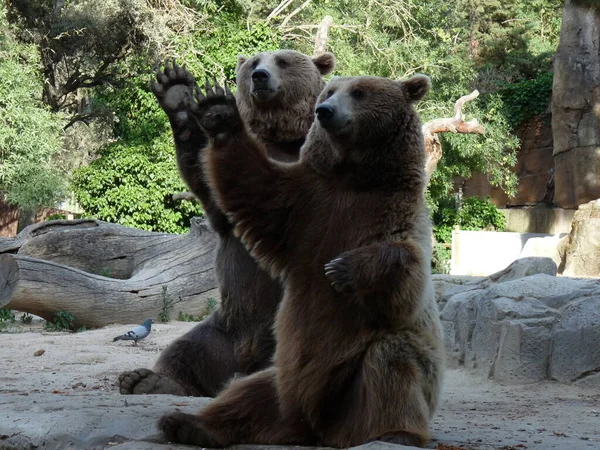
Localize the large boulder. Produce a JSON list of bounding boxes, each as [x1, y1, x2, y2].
[[552, 0, 600, 208], [437, 257, 600, 385], [559, 199, 600, 277]]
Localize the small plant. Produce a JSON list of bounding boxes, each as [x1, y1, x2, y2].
[[432, 243, 452, 275], [0, 308, 15, 323], [206, 297, 218, 313], [45, 213, 66, 221], [159, 285, 175, 323], [44, 311, 75, 331], [20, 312, 33, 324], [178, 311, 202, 322]]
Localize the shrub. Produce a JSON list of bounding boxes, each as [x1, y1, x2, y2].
[[433, 196, 506, 244]]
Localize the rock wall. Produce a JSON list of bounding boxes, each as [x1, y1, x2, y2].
[[462, 115, 554, 208], [552, 0, 600, 208]]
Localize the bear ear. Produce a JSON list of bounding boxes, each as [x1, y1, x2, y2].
[[236, 55, 248, 73], [312, 52, 336, 76], [401, 74, 431, 102]]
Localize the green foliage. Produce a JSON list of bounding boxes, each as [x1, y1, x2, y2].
[[44, 311, 75, 332], [8, 0, 565, 233], [72, 134, 203, 233], [20, 312, 33, 324], [185, 20, 281, 82], [0, 5, 67, 209], [432, 243, 452, 274], [433, 196, 507, 243], [498, 72, 553, 128], [0, 308, 15, 323], [178, 311, 203, 322], [206, 297, 218, 314]]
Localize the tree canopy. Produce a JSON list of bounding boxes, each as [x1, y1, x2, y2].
[[1, 0, 563, 232]]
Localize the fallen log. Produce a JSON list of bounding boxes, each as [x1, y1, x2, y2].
[[0, 217, 219, 328]]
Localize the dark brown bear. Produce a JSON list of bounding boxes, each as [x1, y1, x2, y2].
[[157, 75, 445, 447], [117, 50, 335, 397]]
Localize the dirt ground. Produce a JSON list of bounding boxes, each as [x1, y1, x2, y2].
[[1, 318, 599, 450]]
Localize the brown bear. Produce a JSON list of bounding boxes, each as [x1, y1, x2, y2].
[[117, 50, 336, 397], [157, 74, 445, 448]]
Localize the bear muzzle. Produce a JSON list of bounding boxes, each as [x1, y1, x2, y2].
[[315, 103, 351, 133]]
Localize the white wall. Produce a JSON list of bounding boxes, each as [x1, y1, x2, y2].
[[451, 230, 566, 276]]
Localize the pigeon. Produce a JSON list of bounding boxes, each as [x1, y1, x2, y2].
[[113, 318, 153, 345]]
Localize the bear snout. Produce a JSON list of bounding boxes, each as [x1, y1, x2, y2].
[[315, 104, 335, 124], [251, 69, 270, 83]]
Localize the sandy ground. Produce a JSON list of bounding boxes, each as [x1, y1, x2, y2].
[[1, 318, 599, 450]]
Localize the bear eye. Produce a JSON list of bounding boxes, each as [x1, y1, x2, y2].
[[326, 89, 334, 98], [276, 58, 288, 68], [351, 89, 364, 100], [251, 59, 259, 69]]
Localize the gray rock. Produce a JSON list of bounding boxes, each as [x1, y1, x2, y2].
[[550, 296, 600, 383], [493, 318, 554, 384], [518, 235, 564, 267], [559, 199, 600, 277], [438, 263, 600, 385]]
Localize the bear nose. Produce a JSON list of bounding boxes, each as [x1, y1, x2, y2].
[[315, 104, 335, 123], [251, 69, 270, 82]]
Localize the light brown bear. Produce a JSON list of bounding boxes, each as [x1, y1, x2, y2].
[[118, 50, 335, 397], [157, 74, 445, 447]]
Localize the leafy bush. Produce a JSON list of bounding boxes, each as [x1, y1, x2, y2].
[[72, 134, 203, 233], [433, 196, 506, 243], [0, 5, 67, 209], [44, 311, 75, 331], [0, 308, 15, 323], [432, 243, 452, 274]]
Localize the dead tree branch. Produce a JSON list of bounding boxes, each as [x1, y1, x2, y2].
[[172, 192, 197, 202], [422, 90, 484, 179], [313, 16, 334, 56]]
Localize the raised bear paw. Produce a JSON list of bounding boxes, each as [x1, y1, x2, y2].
[[187, 78, 243, 140], [151, 59, 197, 128]]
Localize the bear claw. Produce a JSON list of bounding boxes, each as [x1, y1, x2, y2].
[[324, 257, 355, 294]]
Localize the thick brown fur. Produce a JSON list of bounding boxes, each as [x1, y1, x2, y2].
[[158, 75, 445, 447], [118, 50, 335, 397]]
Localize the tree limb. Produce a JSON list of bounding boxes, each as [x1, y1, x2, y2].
[[422, 90, 484, 179], [313, 16, 334, 56], [172, 192, 197, 202]]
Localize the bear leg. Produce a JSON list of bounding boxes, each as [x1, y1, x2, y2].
[[118, 317, 240, 397], [158, 367, 315, 447]]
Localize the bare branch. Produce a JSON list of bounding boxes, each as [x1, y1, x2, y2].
[[422, 90, 484, 179], [281, 0, 312, 27], [267, 0, 296, 22], [453, 90, 480, 121], [172, 192, 197, 202], [313, 16, 334, 56]]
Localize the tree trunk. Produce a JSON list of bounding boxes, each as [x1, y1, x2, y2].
[[0, 218, 219, 328]]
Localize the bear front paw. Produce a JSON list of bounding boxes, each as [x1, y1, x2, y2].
[[151, 59, 196, 124], [187, 78, 243, 139], [324, 257, 356, 294]]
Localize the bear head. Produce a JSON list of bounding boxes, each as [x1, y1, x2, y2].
[[302, 74, 431, 189], [235, 50, 335, 143]]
